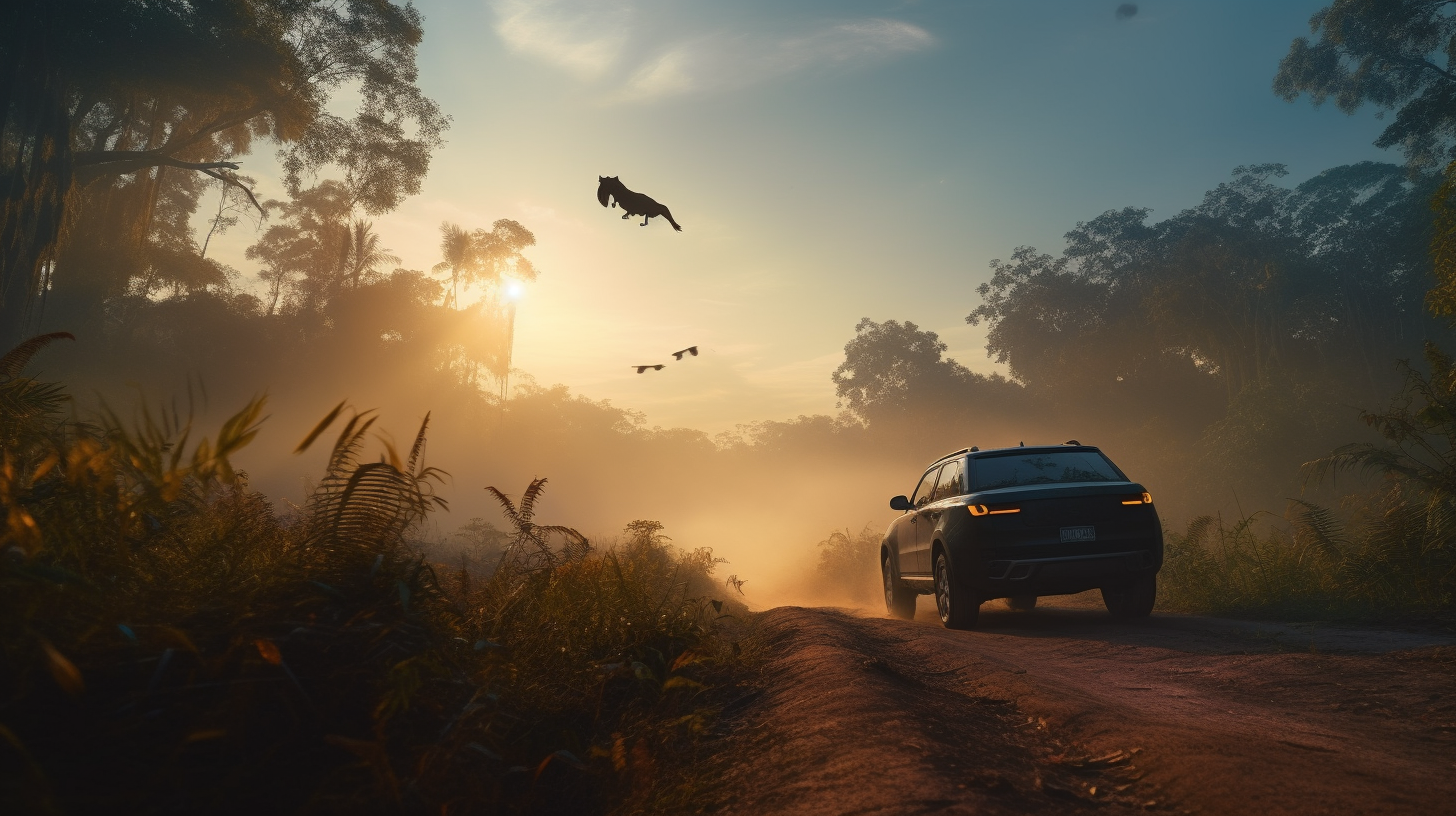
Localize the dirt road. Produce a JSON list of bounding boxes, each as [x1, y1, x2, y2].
[[691, 598, 1456, 815]]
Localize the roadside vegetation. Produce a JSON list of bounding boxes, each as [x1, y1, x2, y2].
[[0, 337, 747, 814], [1160, 345, 1456, 621], [804, 525, 883, 608]]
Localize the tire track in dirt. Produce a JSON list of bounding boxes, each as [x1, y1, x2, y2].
[[691, 603, 1456, 815]]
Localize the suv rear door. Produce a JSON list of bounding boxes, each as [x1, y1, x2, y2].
[[917, 458, 965, 568], [898, 465, 941, 575]]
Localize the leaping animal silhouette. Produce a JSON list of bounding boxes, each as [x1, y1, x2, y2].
[[634, 364, 666, 374], [597, 176, 683, 231], [671, 346, 698, 360]]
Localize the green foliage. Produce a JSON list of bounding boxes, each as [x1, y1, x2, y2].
[[1274, 0, 1456, 173]]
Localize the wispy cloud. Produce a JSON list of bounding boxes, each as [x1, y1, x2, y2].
[[490, 1, 934, 102]]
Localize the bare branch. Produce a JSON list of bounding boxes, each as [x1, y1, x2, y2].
[[197, 169, 264, 215]]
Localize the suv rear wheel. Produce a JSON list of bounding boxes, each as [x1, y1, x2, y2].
[[933, 551, 979, 630], [883, 555, 916, 619], [1102, 573, 1156, 618]]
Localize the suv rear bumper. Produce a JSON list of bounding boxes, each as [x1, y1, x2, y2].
[[980, 550, 1157, 598]]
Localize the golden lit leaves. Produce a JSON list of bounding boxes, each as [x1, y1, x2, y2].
[[39, 640, 84, 696], [254, 639, 283, 665], [296, 401, 346, 454], [1427, 161, 1456, 320]]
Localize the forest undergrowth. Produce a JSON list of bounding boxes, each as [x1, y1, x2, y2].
[[0, 334, 751, 816], [1159, 344, 1456, 623]]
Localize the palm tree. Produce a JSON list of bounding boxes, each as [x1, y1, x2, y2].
[[432, 222, 475, 308], [344, 218, 400, 289]]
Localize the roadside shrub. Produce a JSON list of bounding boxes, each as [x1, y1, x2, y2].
[[0, 335, 744, 815], [1158, 488, 1456, 618], [808, 524, 882, 606]]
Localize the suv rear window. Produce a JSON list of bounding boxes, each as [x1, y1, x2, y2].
[[971, 451, 1123, 490]]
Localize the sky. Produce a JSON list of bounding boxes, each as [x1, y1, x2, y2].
[[209, 0, 1395, 433]]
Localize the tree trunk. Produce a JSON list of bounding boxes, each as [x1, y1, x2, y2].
[[0, 2, 76, 343], [0, 63, 73, 342]]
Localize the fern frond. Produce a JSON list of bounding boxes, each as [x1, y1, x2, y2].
[[517, 477, 547, 525], [0, 332, 74, 381], [406, 414, 430, 474], [1286, 499, 1348, 561], [1181, 515, 1216, 548], [484, 486, 520, 529]]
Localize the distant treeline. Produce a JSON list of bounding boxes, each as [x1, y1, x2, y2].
[[9, 0, 1456, 571]]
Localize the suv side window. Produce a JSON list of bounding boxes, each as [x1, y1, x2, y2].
[[931, 458, 965, 502], [912, 466, 941, 508]]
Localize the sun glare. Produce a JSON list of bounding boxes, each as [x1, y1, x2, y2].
[[506, 281, 524, 301]]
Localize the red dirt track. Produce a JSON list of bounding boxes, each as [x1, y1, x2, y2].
[[692, 600, 1456, 815]]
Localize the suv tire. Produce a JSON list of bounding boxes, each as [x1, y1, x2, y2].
[[883, 555, 916, 619], [1102, 573, 1156, 618], [933, 551, 979, 630], [1007, 595, 1037, 611]]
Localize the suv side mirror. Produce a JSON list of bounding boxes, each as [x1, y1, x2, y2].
[[890, 495, 913, 511]]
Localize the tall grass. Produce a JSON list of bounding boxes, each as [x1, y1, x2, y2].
[[0, 336, 744, 814]]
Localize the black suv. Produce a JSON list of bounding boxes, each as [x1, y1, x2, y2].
[[881, 443, 1162, 629]]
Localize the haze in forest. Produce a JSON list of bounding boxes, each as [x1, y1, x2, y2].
[[9, 0, 1450, 602]]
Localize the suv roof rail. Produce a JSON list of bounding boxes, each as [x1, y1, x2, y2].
[[932, 447, 971, 465]]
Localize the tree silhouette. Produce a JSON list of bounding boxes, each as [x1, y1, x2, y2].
[[432, 223, 476, 309], [431, 219, 537, 309], [344, 219, 400, 290], [1, 0, 448, 339], [1275, 0, 1456, 174]]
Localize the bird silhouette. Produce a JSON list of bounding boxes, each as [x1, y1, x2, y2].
[[634, 365, 666, 374], [671, 346, 698, 360]]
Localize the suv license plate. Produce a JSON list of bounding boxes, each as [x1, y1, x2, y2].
[[1060, 526, 1096, 543]]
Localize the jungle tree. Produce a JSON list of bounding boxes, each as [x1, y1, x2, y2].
[[0, 0, 448, 338]]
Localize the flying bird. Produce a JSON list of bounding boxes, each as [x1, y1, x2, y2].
[[597, 176, 683, 231], [671, 346, 698, 360], [634, 365, 666, 374]]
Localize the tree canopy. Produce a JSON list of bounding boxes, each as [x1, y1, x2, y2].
[[1275, 0, 1456, 173], [1, 0, 448, 337]]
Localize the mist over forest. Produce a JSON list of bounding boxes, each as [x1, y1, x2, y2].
[[6, 0, 1456, 603], [11, 2, 1456, 813]]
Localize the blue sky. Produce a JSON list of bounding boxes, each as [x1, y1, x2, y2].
[[211, 0, 1394, 431]]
